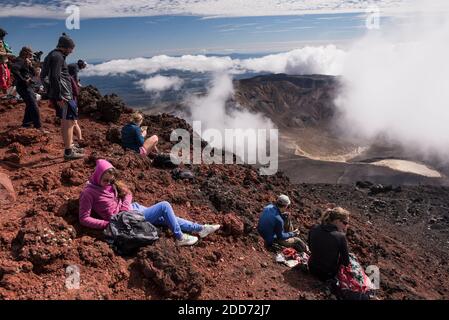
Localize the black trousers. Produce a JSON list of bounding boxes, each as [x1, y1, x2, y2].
[[17, 86, 41, 129]]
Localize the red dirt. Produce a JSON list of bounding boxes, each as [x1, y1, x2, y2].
[[0, 89, 448, 300]]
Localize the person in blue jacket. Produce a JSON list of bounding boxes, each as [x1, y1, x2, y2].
[[257, 194, 309, 252], [121, 112, 159, 157]]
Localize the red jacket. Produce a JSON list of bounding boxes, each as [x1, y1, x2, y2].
[[0, 63, 10, 91]]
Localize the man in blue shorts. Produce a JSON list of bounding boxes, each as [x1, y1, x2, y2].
[[42, 33, 84, 160]]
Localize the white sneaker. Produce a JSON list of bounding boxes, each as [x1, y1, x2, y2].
[[198, 224, 221, 239], [176, 234, 198, 246]]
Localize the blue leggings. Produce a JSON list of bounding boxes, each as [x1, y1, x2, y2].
[[132, 201, 203, 240]]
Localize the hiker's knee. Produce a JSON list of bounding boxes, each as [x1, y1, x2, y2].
[[150, 135, 158, 144], [159, 201, 172, 212]]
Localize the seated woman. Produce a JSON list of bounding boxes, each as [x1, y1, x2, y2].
[[307, 207, 350, 281], [308, 207, 374, 299], [79, 159, 220, 246], [121, 112, 159, 157]]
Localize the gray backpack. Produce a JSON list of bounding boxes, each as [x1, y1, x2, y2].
[[104, 211, 159, 256]]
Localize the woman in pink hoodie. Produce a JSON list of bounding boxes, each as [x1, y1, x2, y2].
[[79, 159, 220, 246]]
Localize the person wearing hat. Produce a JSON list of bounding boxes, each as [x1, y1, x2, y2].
[[41, 33, 84, 160], [0, 28, 14, 58], [257, 194, 309, 253], [11, 46, 43, 129], [68, 59, 86, 87]]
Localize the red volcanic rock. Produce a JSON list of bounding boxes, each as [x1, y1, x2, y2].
[[1, 128, 49, 147], [61, 167, 85, 186], [0, 90, 448, 300], [222, 213, 245, 236]]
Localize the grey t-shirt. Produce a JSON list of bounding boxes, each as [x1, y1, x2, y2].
[[42, 49, 73, 101]]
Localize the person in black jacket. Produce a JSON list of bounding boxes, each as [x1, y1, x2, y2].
[[41, 33, 84, 160], [307, 207, 350, 281], [11, 46, 42, 129]]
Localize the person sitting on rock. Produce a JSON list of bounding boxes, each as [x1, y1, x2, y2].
[[79, 159, 220, 246], [121, 112, 159, 157], [307, 207, 373, 299], [257, 194, 309, 253], [308, 207, 351, 282]]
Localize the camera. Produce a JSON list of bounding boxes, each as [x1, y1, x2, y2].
[[33, 51, 43, 63]]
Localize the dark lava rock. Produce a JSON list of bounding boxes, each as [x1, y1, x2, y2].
[[106, 125, 122, 144], [97, 94, 125, 123], [78, 85, 102, 114], [356, 181, 374, 189], [137, 240, 204, 299]]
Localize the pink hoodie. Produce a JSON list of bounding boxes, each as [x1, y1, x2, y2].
[[79, 159, 132, 229]]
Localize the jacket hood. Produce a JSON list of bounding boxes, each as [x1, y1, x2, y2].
[[90, 159, 114, 186], [321, 223, 339, 233]]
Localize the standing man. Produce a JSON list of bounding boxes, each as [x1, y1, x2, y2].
[[42, 33, 84, 160], [11, 47, 42, 130], [68, 59, 86, 87]]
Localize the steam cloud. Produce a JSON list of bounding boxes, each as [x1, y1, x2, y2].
[[335, 1, 449, 161], [187, 73, 275, 162]]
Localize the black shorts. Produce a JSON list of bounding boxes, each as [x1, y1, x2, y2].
[[53, 100, 78, 120]]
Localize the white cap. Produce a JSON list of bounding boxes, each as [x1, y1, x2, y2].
[[277, 194, 291, 206]]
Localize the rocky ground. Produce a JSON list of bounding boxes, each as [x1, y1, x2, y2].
[[0, 87, 448, 300]]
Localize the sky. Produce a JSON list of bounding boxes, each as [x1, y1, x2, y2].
[[0, 0, 415, 61]]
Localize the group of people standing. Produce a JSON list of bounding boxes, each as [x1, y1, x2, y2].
[[0, 28, 87, 160]]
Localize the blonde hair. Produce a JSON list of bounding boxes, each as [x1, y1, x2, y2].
[[321, 207, 350, 225], [130, 112, 143, 124]]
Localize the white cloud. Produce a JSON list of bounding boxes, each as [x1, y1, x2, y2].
[[239, 45, 345, 75], [137, 75, 184, 92], [0, 0, 414, 19], [83, 55, 235, 76], [83, 45, 346, 76], [335, 0, 449, 161]]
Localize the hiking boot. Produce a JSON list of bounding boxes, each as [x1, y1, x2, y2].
[[176, 234, 198, 246], [64, 149, 84, 161], [198, 224, 221, 238], [71, 144, 85, 153]]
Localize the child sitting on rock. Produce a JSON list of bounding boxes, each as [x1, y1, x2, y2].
[[121, 112, 159, 157], [79, 159, 220, 246]]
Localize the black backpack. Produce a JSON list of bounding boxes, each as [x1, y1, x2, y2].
[[104, 211, 159, 256], [152, 153, 179, 169]]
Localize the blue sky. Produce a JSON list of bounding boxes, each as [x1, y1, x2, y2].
[[0, 0, 410, 62]]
